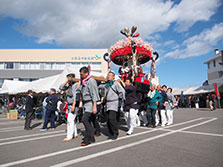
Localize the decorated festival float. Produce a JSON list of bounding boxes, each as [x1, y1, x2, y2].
[[70, 25, 159, 94], [104, 25, 159, 93]]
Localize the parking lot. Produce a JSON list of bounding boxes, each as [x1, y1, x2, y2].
[[0, 108, 222, 167]]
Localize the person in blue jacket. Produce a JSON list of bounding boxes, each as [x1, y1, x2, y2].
[[41, 88, 58, 131], [147, 84, 162, 128]]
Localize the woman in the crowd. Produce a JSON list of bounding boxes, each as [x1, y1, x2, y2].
[[147, 84, 163, 128], [166, 88, 176, 125]]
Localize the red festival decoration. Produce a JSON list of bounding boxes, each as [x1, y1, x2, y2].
[[213, 83, 221, 98], [105, 26, 159, 93]]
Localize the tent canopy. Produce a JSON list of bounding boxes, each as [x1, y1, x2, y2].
[[0, 80, 29, 94], [0, 67, 113, 95], [173, 83, 222, 96]]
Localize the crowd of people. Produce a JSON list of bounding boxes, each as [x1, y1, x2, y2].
[[175, 93, 220, 110], [23, 66, 177, 146], [1, 65, 221, 147], [1, 65, 220, 146], [0, 96, 26, 111]]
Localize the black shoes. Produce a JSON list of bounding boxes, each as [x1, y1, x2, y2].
[[90, 137, 96, 143], [81, 137, 95, 146], [147, 124, 156, 128], [81, 141, 91, 146], [108, 134, 118, 140], [24, 127, 32, 130], [94, 132, 101, 137]]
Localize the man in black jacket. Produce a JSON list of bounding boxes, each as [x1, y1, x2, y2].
[[24, 90, 35, 130], [118, 78, 139, 135], [41, 88, 58, 131]]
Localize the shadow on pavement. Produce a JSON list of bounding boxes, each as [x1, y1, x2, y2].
[[31, 122, 42, 129]]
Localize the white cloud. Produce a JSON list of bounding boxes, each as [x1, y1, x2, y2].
[[172, 44, 180, 50], [150, 41, 162, 49], [164, 23, 223, 59], [147, 34, 162, 41], [167, 0, 221, 32], [163, 40, 175, 46], [0, 0, 221, 48]]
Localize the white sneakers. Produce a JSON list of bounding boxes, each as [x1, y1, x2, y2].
[[127, 128, 133, 135], [127, 131, 133, 135]]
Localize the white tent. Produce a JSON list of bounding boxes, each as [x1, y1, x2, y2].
[[183, 87, 200, 95], [172, 84, 222, 96], [0, 80, 29, 94], [172, 88, 188, 96], [0, 66, 113, 94], [16, 74, 61, 94]]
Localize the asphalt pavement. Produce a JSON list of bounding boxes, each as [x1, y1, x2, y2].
[[0, 108, 222, 167]]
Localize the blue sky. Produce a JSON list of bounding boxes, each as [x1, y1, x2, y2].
[[0, 0, 222, 88]]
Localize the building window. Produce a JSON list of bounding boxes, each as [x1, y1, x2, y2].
[[14, 63, 20, 69], [19, 78, 31, 82], [45, 63, 52, 70], [30, 78, 38, 81], [40, 63, 45, 69], [51, 63, 56, 69], [213, 60, 216, 67], [55, 63, 65, 69], [30, 63, 40, 69], [91, 62, 101, 65], [208, 63, 210, 69], [20, 63, 30, 69], [6, 63, 14, 69], [0, 63, 4, 69], [19, 78, 38, 82], [219, 71, 223, 78]]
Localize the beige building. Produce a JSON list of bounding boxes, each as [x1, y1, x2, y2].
[[0, 49, 108, 86], [204, 49, 223, 85]]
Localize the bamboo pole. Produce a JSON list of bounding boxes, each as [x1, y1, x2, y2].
[[69, 75, 108, 83]]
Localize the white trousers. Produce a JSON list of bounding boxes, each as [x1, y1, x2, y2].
[[136, 113, 140, 127], [160, 109, 167, 126], [166, 110, 173, 124], [139, 110, 148, 126], [67, 106, 78, 139], [155, 110, 160, 126], [195, 103, 199, 109], [125, 108, 139, 133]]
